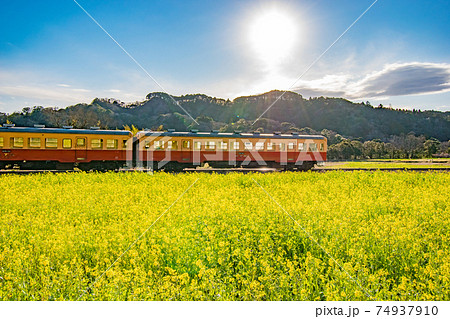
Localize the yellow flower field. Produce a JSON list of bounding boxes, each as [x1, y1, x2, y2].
[[0, 171, 449, 300]]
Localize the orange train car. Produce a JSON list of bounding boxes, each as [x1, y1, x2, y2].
[[136, 130, 327, 171], [0, 125, 132, 170], [0, 125, 327, 171]]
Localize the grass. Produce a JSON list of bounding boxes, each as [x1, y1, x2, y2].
[[321, 159, 450, 169], [0, 171, 449, 300]]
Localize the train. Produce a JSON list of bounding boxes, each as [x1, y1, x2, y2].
[[0, 125, 327, 171]]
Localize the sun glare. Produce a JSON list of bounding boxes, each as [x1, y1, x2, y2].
[[248, 9, 298, 66]]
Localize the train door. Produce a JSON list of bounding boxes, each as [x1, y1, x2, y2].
[[181, 139, 192, 163], [75, 137, 87, 161]]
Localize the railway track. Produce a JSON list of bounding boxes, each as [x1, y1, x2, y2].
[[0, 167, 449, 175]]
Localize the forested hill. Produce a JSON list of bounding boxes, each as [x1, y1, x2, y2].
[[2, 90, 449, 141]]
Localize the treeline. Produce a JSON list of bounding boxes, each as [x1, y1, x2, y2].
[[325, 132, 449, 160], [1, 90, 449, 160], [220, 120, 449, 160]]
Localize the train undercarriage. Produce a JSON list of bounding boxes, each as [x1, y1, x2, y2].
[[143, 160, 317, 172], [0, 161, 123, 171]]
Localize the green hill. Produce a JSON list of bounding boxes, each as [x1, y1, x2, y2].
[[2, 90, 449, 142]]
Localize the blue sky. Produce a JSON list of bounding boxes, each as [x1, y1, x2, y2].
[[1, 0, 449, 113]]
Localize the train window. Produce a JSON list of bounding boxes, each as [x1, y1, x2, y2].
[[182, 140, 191, 149], [255, 142, 264, 150], [194, 141, 202, 150], [11, 137, 24, 148], [29, 137, 41, 148], [106, 139, 118, 149], [232, 141, 240, 150], [244, 142, 252, 150], [288, 142, 295, 150], [298, 143, 305, 151], [91, 139, 103, 149], [219, 142, 227, 150], [63, 139, 72, 149], [167, 141, 178, 150], [309, 143, 318, 152], [0, 137, 3, 148], [77, 138, 86, 147], [279, 143, 286, 151], [206, 141, 215, 150], [319, 143, 324, 151], [154, 140, 164, 149], [122, 140, 128, 149], [45, 138, 58, 148], [267, 142, 273, 150]]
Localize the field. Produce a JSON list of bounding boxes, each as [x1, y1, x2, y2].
[[320, 159, 450, 170], [0, 171, 449, 301]]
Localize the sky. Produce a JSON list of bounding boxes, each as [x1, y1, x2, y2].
[[1, 0, 449, 114]]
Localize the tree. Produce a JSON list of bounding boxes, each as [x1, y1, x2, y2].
[[350, 140, 363, 159], [21, 107, 31, 115], [328, 140, 363, 160], [424, 138, 440, 157], [123, 124, 140, 135], [321, 129, 343, 145], [0, 112, 6, 125], [390, 134, 426, 158], [439, 141, 449, 155]]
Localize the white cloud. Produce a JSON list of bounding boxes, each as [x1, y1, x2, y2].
[[71, 88, 91, 93], [0, 70, 95, 112], [434, 105, 450, 112], [0, 69, 147, 113], [356, 62, 450, 98], [0, 85, 92, 103], [292, 62, 450, 100]]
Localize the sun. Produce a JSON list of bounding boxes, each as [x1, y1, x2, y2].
[[248, 9, 298, 67]]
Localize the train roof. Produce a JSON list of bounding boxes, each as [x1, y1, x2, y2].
[[137, 130, 326, 140], [0, 125, 132, 136]]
